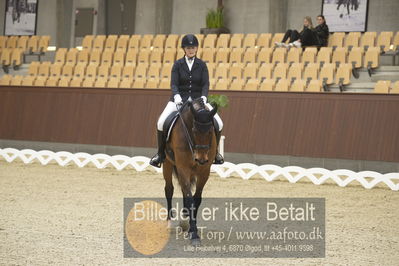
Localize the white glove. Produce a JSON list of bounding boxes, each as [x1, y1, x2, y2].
[[174, 94, 182, 105], [201, 96, 207, 104]]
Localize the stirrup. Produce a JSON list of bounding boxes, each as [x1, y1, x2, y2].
[[213, 153, 224, 164], [149, 153, 165, 168]]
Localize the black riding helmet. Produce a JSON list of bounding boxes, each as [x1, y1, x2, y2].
[[181, 34, 199, 48]]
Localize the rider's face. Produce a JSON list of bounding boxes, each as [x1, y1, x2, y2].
[[303, 19, 309, 27], [317, 17, 324, 25], [184, 46, 197, 58]]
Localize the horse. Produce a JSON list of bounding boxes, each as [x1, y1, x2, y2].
[[162, 98, 218, 246]]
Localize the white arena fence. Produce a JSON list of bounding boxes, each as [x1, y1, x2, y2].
[[0, 148, 398, 191]]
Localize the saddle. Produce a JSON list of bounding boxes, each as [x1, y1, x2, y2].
[[162, 109, 219, 142]]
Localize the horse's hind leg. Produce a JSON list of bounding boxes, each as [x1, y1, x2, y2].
[[163, 160, 174, 221]]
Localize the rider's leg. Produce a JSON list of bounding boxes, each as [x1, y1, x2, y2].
[[205, 103, 224, 164], [149, 102, 178, 168]]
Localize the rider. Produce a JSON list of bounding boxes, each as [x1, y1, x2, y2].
[[149, 34, 224, 168]]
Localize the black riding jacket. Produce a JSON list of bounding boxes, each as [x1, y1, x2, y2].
[[169, 57, 209, 102]]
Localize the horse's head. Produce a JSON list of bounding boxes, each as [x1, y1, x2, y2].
[[189, 99, 218, 165]]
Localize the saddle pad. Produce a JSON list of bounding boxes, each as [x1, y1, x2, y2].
[[163, 111, 179, 142]]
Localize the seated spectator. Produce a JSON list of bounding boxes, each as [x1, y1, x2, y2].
[[275, 16, 320, 48], [315, 15, 329, 47]]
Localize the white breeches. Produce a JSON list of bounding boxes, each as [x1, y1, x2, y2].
[[157, 101, 223, 131]]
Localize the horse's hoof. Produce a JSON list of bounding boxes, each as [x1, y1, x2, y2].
[[179, 220, 189, 232], [191, 238, 201, 246]]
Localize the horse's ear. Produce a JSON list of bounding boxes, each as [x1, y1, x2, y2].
[[209, 105, 218, 117]]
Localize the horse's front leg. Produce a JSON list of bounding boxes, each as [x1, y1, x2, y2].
[[178, 174, 200, 245], [193, 169, 210, 221], [163, 160, 174, 223]]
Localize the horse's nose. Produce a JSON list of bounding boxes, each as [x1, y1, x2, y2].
[[195, 158, 208, 165]]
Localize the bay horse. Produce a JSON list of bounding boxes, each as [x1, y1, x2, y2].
[[162, 98, 218, 246]]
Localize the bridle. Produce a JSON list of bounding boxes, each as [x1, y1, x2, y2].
[[176, 101, 213, 160]]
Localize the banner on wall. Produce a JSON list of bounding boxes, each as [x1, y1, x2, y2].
[[4, 0, 38, 35], [322, 0, 369, 32]]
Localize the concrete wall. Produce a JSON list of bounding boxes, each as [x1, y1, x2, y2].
[[36, 0, 58, 45], [286, 0, 321, 31], [223, 0, 270, 34], [367, 0, 399, 32], [170, 0, 216, 34]]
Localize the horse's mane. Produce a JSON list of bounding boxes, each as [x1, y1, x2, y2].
[[190, 98, 207, 113]]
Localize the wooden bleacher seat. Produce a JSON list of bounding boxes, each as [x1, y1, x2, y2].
[[329, 32, 345, 48], [229, 48, 243, 64], [122, 65, 135, 79], [10, 75, 23, 86], [290, 79, 306, 92], [134, 64, 147, 79], [152, 34, 166, 48], [203, 34, 217, 48], [335, 63, 352, 91], [82, 35, 94, 50], [145, 77, 159, 88], [306, 79, 322, 92], [243, 63, 257, 80], [214, 79, 230, 90], [332, 47, 348, 67], [231, 79, 245, 91], [360, 32, 377, 50], [303, 63, 319, 82], [344, 32, 360, 50], [215, 48, 230, 63], [38, 36, 50, 54], [257, 47, 273, 64], [244, 78, 259, 91], [119, 78, 132, 88], [97, 65, 109, 79], [93, 35, 106, 51], [287, 47, 302, 64], [163, 48, 176, 64], [125, 49, 137, 66], [216, 34, 230, 48], [113, 50, 125, 66], [376, 31, 393, 52], [137, 47, 151, 63], [374, 80, 391, 93], [165, 34, 179, 48], [150, 48, 164, 63], [390, 81, 399, 93], [272, 47, 286, 65], [101, 49, 113, 66], [259, 78, 275, 91], [128, 35, 141, 50], [273, 63, 288, 80], [229, 34, 243, 48], [287, 62, 303, 81], [258, 63, 273, 81], [317, 47, 333, 66], [201, 47, 216, 63], [274, 78, 289, 91], [132, 77, 145, 88], [243, 34, 257, 49]]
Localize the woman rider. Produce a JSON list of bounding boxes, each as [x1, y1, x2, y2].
[[149, 34, 224, 168]]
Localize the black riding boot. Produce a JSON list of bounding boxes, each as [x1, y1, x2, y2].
[[149, 130, 166, 168], [214, 130, 224, 164]]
